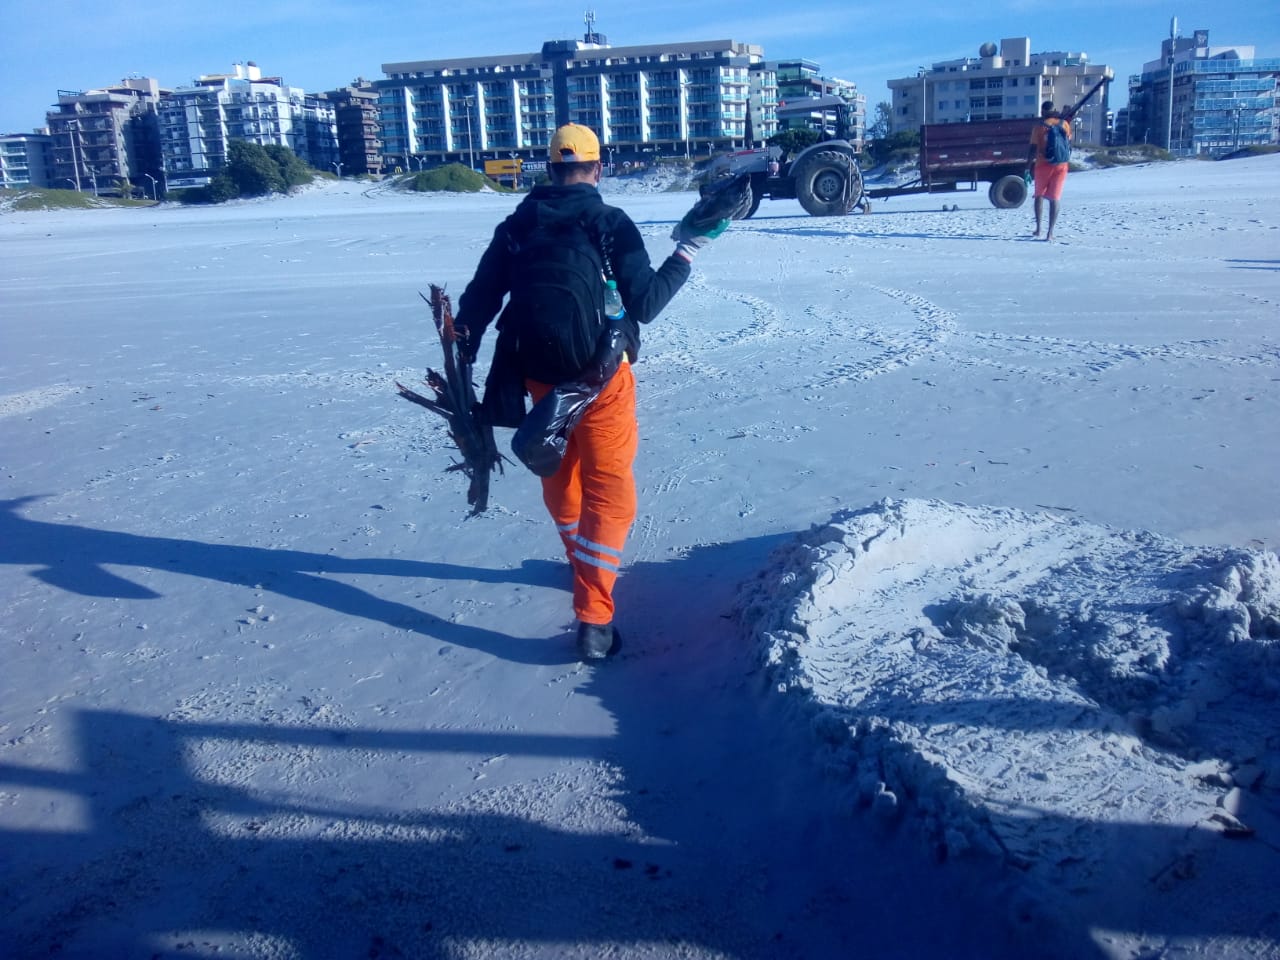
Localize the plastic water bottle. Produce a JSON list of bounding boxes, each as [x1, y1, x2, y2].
[[603, 279, 625, 320]]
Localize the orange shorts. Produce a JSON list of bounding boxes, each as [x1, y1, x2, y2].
[[1034, 162, 1068, 202]]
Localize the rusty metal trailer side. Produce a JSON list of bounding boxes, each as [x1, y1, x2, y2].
[[921, 118, 1031, 185], [865, 118, 1035, 206]]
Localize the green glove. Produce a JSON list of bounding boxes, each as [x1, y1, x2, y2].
[[672, 215, 729, 263]]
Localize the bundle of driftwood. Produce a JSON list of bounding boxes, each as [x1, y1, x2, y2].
[[395, 284, 502, 514]]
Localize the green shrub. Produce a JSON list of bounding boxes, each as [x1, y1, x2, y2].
[[225, 140, 285, 197], [768, 128, 822, 158], [406, 163, 502, 193], [264, 143, 314, 188], [170, 187, 212, 205], [208, 173, 240, 203], [864, 130, 920, 167], [162, 142, 320, 203], [1088, 144, 1174, 167]]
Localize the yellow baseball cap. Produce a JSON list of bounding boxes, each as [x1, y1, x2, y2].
[[549, 123, 600, 163]]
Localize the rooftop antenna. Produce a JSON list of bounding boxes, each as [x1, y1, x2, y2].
[[583, 9, 604, 45]]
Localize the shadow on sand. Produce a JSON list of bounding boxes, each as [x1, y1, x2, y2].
[[3, 499, 1274, 957]]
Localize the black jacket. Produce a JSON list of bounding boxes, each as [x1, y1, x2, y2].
[[456, 183, 691, 367]]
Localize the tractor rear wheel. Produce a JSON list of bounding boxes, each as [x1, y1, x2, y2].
[[795, 150, 863, 216], [739, 175, 765, 219]]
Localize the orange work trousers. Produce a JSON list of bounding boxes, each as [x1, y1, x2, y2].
[[526, 362, 638, 626]]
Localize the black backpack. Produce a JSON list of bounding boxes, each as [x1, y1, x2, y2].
[[1043, 120, 1071, 164], [505, 217, 607, 385]]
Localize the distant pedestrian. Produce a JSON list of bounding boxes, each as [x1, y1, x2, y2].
[[1026, 101, 1073, 241]]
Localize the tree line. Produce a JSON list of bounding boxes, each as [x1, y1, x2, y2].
[[173, 141, 315, 204], [764, 102, 919, 169]]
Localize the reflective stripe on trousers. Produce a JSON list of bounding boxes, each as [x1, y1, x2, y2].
[[527, 363, 638, 626]]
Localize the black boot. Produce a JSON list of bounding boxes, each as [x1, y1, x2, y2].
[[576, 621, 620, 660]]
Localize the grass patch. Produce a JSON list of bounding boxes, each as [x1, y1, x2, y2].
[[1, 187, 155, 211], [403, 163, 513, 193], [1087, 144, 1174, 167]]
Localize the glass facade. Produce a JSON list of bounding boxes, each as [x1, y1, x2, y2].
[[1127, 32, 1279, 154]]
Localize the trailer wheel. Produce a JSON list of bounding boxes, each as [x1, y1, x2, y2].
[[990, 174, 1027, 209], [987, 181, 998, 206], [795, 150, 863, 216]]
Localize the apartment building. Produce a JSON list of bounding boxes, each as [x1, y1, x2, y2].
[[1126, 29, 1279, 154], [0, 132, 53, 189], [159, 63, 338, 189], [325, 82, 384, 176], [888, 38, 1113, 146], [45, 78, 164, 195], [377, 24, 774, 168], [769, 59, 866, 151]]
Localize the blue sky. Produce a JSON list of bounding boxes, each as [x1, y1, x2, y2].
[[2, 1, 1277, 135]]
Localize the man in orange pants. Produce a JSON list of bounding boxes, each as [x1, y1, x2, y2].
[[456, 124, 730, 659], [526, 363, 638, 637]]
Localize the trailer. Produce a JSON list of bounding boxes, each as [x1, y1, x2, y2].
[[701, 125, 1031, 217], [865, 118, 1035, 210], [865, 75, 1110, 211], [703, 79, 1111, 217]]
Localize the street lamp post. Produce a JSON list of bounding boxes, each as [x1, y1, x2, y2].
[[67, 119, 82, 192], [462, 96, 475, 170], [143, 173, 158, 201], [1166, 16, 1179, 152], [918, 67, 929, 128], [680, 81, 693, 159], [332, 160, 343, 178]]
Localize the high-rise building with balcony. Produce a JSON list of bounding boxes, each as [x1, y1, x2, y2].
[[376, 22, 772, 169], [768, 59, 866, 151], [1125, 29, 1279, 154], [158, 63, 337, 189], [888, 38, 1113, 147], [0, 132, 53, 189], [325, 82, 384, 176], [45, 78, 164, 195]]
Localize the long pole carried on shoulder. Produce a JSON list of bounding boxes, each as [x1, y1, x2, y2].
[[1062, 75, 1111, 122]]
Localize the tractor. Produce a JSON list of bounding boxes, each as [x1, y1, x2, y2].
[[702, 140, 864, 219]]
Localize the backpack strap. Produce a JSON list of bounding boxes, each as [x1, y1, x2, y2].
[[598, 229, 617, 282]]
